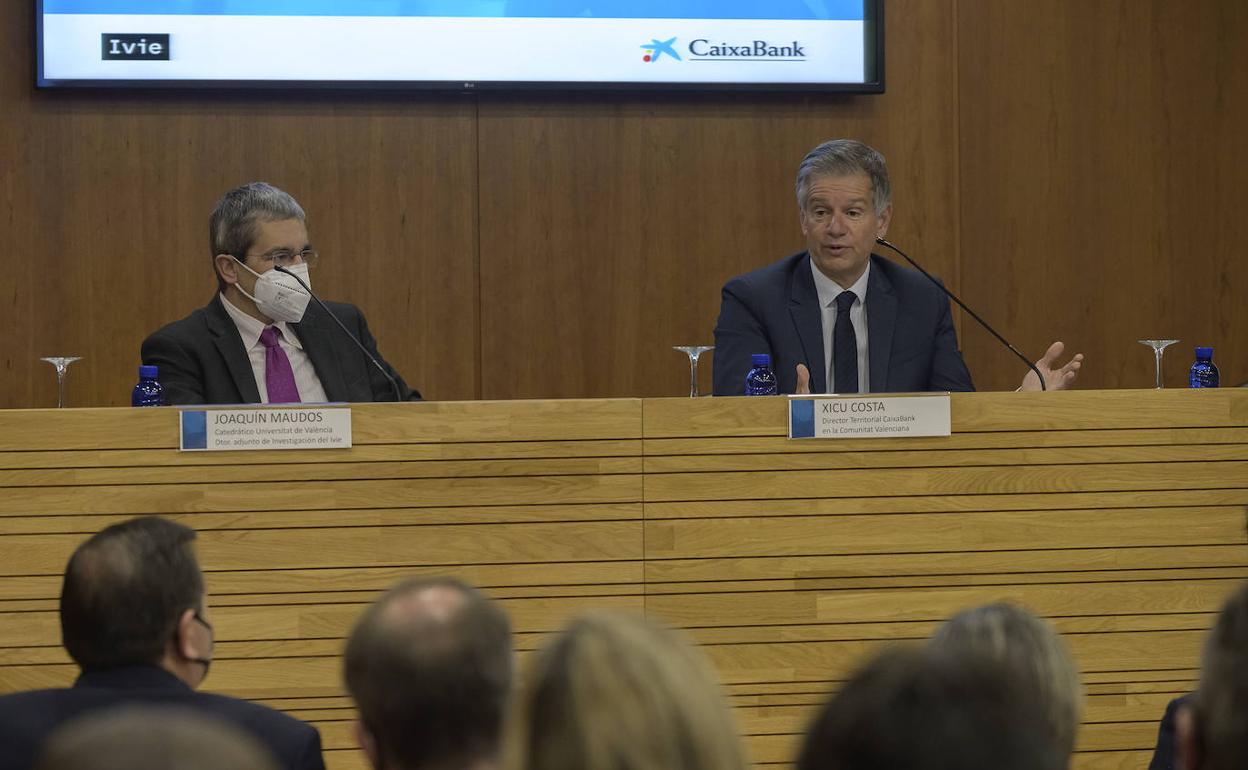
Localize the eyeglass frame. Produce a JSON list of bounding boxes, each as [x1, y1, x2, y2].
[[234, 247, 320, 269], [192, 610, 214, 635]]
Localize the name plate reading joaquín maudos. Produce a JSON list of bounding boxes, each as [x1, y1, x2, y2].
[[179, 407, 352, 452], [789, 394, 951, 439]]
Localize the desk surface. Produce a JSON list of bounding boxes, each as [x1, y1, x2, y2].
[[2, 389, 1246, 769]]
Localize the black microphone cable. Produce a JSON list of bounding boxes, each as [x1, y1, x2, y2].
[[874, 237, 1045, 391], [273, 265, 404, 402]]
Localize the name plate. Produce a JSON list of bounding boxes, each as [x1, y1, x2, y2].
[[789, 394, 951, 439], [179, 407, 352, 452]]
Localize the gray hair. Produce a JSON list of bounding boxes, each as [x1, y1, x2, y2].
[[795, 139, 891, 215], [208, 182, 305, 289], [928, 602, 1083, 759], [1196, 580, 1248, 770]]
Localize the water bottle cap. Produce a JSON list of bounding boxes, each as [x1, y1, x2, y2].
[[1196, 347, 1213, 359], [751, 353, 771, 367], [139, 365, 159, 378]]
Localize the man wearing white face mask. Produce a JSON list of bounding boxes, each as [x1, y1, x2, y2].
[[141, 182, 421, 405]]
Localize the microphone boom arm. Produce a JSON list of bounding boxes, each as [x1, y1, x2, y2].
[[273, 265, 404, 402], [874, 237, 1045, 391]]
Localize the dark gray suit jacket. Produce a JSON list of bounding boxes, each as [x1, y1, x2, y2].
[[712, 252, 975, 395], [141, 296, 420, 405], [0, 665, 324, 770]]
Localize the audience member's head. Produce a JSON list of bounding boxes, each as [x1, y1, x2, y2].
[[928, 602, 1082, 757], [344, 577, 513, 770], [59, 516, 213, 687], [1179, 581, 1248, 770], [35, 706, 279, 770], [797, 646, 1063, 770], [508, 611, 747, 770]]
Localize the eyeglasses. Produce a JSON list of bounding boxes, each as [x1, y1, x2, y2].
[[193, 611, 214, 635], [239, 248, 320, 268]]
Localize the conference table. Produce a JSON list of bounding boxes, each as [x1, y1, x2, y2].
[[1, 389, 1245, 769]]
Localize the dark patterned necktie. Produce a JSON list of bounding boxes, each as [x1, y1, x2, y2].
[[833, 290, 858, 393]]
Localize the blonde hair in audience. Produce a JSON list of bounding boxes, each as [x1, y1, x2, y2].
[[928, 602, 1082, 757], [507, 611, 748, 770]]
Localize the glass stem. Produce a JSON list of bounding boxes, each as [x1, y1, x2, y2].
[[56, 370, 68, 408]]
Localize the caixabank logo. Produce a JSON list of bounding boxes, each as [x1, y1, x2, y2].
[[688, 39, 806, 60], [640, 37, 807, 63], [640, 38, 681, 63]]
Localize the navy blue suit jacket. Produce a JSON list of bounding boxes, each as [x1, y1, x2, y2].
[[141, 296, 421, 405], [0, 665, 324, 770], [712, 252, 975, 395], [1148, 694, 1191, 770]]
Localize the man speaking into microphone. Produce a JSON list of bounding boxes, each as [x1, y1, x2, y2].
[[712, 139, 1083, 396], [142, 182, 420, 405]]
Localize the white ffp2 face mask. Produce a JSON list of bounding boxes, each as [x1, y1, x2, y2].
[[233, 259, 312, 323]]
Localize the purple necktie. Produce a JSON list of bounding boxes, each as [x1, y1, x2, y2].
[[259, 326, 302, 404]]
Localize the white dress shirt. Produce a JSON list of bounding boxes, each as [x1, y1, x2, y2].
[[810, 260, 871, 393], [219, 294, 329, 404]]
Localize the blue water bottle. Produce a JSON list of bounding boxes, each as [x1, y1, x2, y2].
[[1189, 347, 1219, 388], [132, 365, 164, 407], [745, 353, 778, 396]]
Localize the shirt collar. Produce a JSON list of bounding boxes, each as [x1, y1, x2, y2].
[[810, 258, 871, 308], [218, 293, 304, 351]]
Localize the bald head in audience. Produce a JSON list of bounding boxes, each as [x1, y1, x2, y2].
[[344, 577, 513, 770], [1178, 581, 1248, 770], [36, 707, 280, 770], [797, 646, 1064, 770]]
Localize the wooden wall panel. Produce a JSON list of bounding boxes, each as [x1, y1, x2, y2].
[[475, 0, 960, 399], [957, 0, 1248, 391], [0, 6, 478, 409], [3, 1, 1242, 405]]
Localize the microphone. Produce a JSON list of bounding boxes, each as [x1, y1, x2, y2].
[[273, 265, 403, 402], [874, 237, 1046, 391]]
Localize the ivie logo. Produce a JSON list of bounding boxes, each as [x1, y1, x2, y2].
[[101, 34, 170, 61]]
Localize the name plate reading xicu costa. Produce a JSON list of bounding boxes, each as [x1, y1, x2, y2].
[[789, 394, 951, 439], [179, 407, 352, 452]]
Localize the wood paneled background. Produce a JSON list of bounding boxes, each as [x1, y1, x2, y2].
[[0, 0, 1244, 408]]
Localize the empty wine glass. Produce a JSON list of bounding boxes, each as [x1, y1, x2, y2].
[[673, 346, 714, 397], [1137, 340, 1178, 389], [40, 356, 83, 408]]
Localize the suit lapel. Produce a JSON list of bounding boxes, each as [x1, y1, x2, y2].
[[788, 254, 827, 394], [292, 304, 349, 402], [866, 257, 896, 393], [206, 297, 262, 404]]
